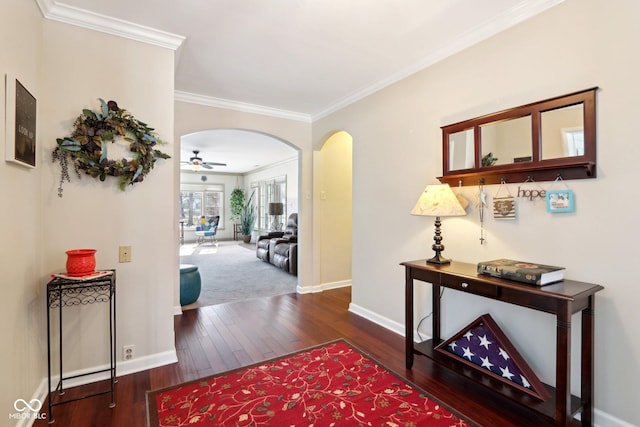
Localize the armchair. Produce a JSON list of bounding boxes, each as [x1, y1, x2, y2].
[[272, 239, 298, 275], [195, 215, 219, 244], [256, 213, 298, 275], [256, 231, 281, 262]]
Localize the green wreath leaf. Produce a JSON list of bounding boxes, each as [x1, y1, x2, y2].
[[52, 98, 170, 197]]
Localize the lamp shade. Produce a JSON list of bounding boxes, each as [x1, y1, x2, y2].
[[410, 184, 466, 217], [268, 202, 284, 215]]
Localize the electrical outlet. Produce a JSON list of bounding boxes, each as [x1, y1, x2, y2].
[[123, 345, 135, 360], [119, 246, 132, 263]]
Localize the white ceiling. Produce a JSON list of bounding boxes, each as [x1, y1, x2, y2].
[[38, 0, 564, 174], [180, 129, 297, 174]]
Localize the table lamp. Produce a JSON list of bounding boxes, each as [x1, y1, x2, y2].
[[268, 202, 284, 230], [410, 184, 467, 264]]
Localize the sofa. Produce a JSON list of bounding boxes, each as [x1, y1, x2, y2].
[[256, 213, 298, 275]]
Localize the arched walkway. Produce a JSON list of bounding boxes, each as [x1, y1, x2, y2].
[[313, 130, 353, 289], [178, 128, 301, 307]]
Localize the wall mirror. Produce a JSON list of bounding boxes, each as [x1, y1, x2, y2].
[[439, 87, 597, 186]]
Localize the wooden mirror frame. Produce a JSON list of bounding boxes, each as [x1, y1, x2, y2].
[[438, 87, 597, 186]]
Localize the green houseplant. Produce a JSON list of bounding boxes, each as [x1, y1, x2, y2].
[[229, 188, 246, 222], [239, 191, 256, 243]]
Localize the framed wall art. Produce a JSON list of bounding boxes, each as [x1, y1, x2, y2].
[[5, 74, 37, 168], [546, 189, 574, 213]]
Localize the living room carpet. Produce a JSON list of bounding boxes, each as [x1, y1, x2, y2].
[[180, 240, 298, 309], [146, 339, 470, 427]]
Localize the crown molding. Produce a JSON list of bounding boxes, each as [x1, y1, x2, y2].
[[311, 0, 565, 121], [35, 0, 185, 50], [37, 0, 563, 123], [174, 91, 312, 123]]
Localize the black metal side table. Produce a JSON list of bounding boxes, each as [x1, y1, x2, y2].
[[46, 270, 116, 423]]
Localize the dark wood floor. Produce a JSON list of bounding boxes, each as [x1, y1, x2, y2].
[[35, 288, 571, 426]]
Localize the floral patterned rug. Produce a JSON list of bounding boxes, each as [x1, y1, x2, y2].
[[146, 339, 470, 426]]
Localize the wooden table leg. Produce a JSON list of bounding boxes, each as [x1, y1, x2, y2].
[[433, 283, 441, 343], [555, 301, 571, 426], [405, 268, 414, 368], [581, 295, 595, 427]]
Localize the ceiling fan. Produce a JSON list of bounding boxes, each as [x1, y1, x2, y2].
[[181, 150, 227, 170]]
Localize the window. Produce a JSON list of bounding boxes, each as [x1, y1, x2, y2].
[[180, 184, 224, 227], [251, 176, 286, 230]]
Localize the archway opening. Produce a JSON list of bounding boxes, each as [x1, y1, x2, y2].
[[178, 128, 300, 309], [317, 130, 353, 288]]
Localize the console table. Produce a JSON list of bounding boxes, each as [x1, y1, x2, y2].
[[402, 260, 603, 427], [46, 270, 116, 423]]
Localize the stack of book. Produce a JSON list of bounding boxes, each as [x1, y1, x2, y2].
[[477, 259, 565, 286]]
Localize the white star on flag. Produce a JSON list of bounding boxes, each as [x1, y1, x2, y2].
[[500, 366, 514, 380], [462, 346, 475, 361], [442, 317, 548, 397], [498, 347, 510, 360], [480, 356, 494, 370], [478, 334, 492, 350]]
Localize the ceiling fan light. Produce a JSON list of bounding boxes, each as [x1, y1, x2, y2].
[[191, 163, 202, 172]]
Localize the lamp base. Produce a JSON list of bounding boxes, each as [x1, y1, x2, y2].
[[427, 216, 451, 264], [426, 253, 451, 265]]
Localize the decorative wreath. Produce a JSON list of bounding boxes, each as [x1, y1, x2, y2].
[[52, 99, 170, 197]]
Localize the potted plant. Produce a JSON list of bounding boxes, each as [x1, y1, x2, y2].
[[239, 191, 256, 244], [229, 188, 246, 223]]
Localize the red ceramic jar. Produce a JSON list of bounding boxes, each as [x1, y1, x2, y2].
[[65, 249, 97, 276]]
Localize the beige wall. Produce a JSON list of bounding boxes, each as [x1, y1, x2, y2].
[[313, 0, 639, 424], [0, 0, 44, 419], [1, 4, 178, 420], [39, 15, 178, 381]]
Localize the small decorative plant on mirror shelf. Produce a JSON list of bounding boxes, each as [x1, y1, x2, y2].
[[52, 99, 170, 197], [481, 152, 498, 167]]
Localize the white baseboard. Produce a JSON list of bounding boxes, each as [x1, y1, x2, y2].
[[347, 302, 404, 337], [346, 302, 633, 427], [50, 349, 177, 388], [19, 349, 178, 426], [593, 409, 637, 427], [297, 280, 351, 294], [116, 349, 178, 377], [323, 279, 352, 290], [13, 379, 49, 427]]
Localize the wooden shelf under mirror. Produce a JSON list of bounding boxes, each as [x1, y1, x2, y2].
[[438, 87, 598, 187]]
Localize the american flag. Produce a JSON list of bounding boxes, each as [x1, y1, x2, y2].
[[445, 321, 532, 390]]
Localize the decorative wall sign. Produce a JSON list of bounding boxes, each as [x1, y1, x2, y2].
[[435, 314, 550, 401], [5, 74, 36, 168], [493, 181, 516, 219], [547, 190, 575, 213], [493, 197, 516, 219], [516, 177, 546, 201]]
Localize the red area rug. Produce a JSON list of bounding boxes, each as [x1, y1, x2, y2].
[[147, 339, 470, 426]]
